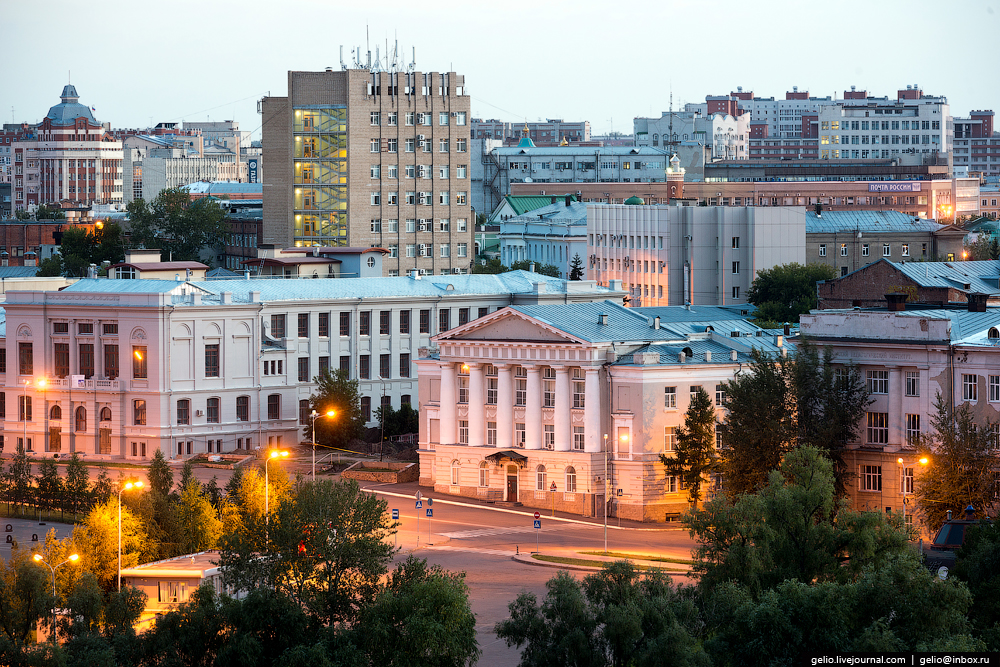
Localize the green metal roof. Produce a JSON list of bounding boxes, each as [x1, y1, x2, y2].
[[505, 194, 577, 216]]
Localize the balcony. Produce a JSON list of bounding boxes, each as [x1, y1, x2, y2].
[[49, 377, 121, 391]]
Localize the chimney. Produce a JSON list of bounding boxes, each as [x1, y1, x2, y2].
[[783, 323, 791, 336], [704, 351, 711, 362], [653, 316, 660, 329], [730, 350, 738, 361], [550, 196, 557, 204], [410, 269, 421, 280], [598, 312, 608, 325], [529, 262, 536, 272], [885, 293, 907, 312], [678, 351, 686, 363], [565, 195, 571, 207], [221, 291, 232, 304], [775, 335, 784, 348], [243, 270, 250, 279], [968, 293, 988, 312], [964, 505, 976, 520], [250, 290, 261, 303]]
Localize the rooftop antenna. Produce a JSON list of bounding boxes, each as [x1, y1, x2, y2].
[[366, 25, 371, 70], [409, 46, 416, 72], [340, 45, 346, 70]]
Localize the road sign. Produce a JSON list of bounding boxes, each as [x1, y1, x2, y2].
[[415, 491, 422, 500], [427, 498, 433, 506], [426, 508, 433, 518], [533, 519, 541, 530], [533, 511, 540, 519], [391, 509, 399, 520], [415, 500, 423, 509], [617, 488, 623, 496]]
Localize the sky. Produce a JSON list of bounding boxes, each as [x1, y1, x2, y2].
[[3, 0, 998, 141]]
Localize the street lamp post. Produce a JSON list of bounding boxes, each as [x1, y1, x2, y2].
[[898, 456, 929, 531], [21, 379, 46, 453], [378, 376, 387, 462], [265, 449, 289, 544], [118, 480, 143, 591], [33, 553, 79, 643], [603, 433, 609, 554], [310, 410, 335, 481]]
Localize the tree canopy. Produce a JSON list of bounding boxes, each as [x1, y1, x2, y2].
[[746, 262, 837, 325], [568, 253, 585, 280], [308, 369, 366, 450], [660, 387, 721, 506], [126, 188, 227, 263]]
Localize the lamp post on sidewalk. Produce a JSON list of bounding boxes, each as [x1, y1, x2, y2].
[[33, 553, 79, 643], [117, 480, 142, 591], [603, 433, 609, 554], [310, 409, 335, 481], [266, 449, 289, 545]]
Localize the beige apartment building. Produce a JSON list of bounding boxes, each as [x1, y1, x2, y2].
[[262, 68, 473, 276]]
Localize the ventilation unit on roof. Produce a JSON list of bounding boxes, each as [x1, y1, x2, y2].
[[730, 331, 741, 338]]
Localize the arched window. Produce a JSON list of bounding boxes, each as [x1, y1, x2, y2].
[[479, 461, 490, 487], [451, 460, 461, 486], [989, 327, 999, 339], [50, 405, 62, 421], [75, 406, 87, 432], [652, 133, 659, 146], [100, 407, 112, 421], [535, 465, 547, 491], [565, 466, 577, 493]]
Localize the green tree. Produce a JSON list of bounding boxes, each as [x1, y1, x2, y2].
[[746, 262, 837, 324], [35, 255, 63, 277], [953, 522, 1000, 649], [472, 258, 508, 274], [35, 459, 64, 513], [661, 387, 720, 506], [73, 498, 149, 591], [65, 453, 90, 517], [218, 479, 396, 626], [511, 259, 561, 278], [496, 562, 708, 667], [4, 450, 33, 513], [36, 204, 66, 220], [0, 548, 53, 647], [685, 446, 910, 596], [91, 465, 114, 504], [374, 403, 419, 441], [358, 556, 480, 667], [178, 459, 195, 495], [309, 369, 365, 450], [914, 395, 998, 531], [176, 479, 222, 554], [568, 253, 585, 280], [964, 235, 1000, 261], [126, 189, 227, 263], [59, 226, 95, 277], [147, 449, 174, 499]]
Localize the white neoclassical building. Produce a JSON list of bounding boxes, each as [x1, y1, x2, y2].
[[416, 300, 788, 521], [0, 271, 620, 461]]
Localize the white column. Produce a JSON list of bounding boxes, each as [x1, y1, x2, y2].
[[525, 366, 542, 450], [468, 363, 485, 447], [585, 367, 602, 452], [496, 364, 512, 448], [554, 366, 571, 451], [439, 362, 456, 445]]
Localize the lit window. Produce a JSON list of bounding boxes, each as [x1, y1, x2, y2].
[[963, 374, 978, 401], [664, 386, 676, 408], [866, 412, 888, 444]]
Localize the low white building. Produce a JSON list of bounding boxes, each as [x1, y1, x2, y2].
[[498, 199, 588, 276], [0, 271, 622, 460], [417, 300, 787, 522], [588, 203, 806, 307]]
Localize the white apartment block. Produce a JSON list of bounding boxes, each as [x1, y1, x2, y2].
[[633, 112, 750, 161], [0, 272, 620, 461], [587, 204, 806, 307]]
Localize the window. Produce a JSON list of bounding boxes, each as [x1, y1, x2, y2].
[[456, 139, 467, 152], [78, 322, 94, 335], [236, 396, 249, 422], [339, 312, 350, 337], [455, 112, 466, 125], [459, 308, 469, 326], [298, 313, 309, 338], [485, 421, 497, 446], [535, 465, 547, 490], [132, 346, 147, 378], [458, 421, 469, 445], [299, 399, 310, 426], [19, 342, 32, 375], [732, 261, 740, 274], [380, 354, 390, 379], [267, 394, 280, 420], [439, 139, 449, 153], [487, 377, 498, 404], [867, 370, 889, 394], [544, 425, 555, 450], [298, 357, 309, 382], [205, 344, 220, 377], [439, 309, 450, 332], [860, 465, 882, 491], [906, 414, 920, 446], [370, 111, 380, 126], [177, 399, 190, 425], [819, 244, 826, 257], [360, 355, 370, 380], [207, 397, 220, 423], [906, 371, 919, 397], [665, 386, 677, 408], [479, 462, 490, 487], [862, 244, 870, 257], [515, 423, 526, 447], [371, 164, 380, 179], [666, 476, 678, 493], [399, 353, 410, 378], [399, 310, 410, 334], [964, 374, 978, 401], [319, 357, 329, 376], [457, 243, 467, 258], [515, 368, 527, 406], [18, 395, 31, 422], [664, 426, 676, 452], [361, 396, 371, 422], [270, 314, 286, 339], [439, 191, 450, 205], [458, 376, 469, 404], [543, 368, 555, 407], [457, 165, 467, 179], [901, 244, 909, 257], [991, 376, 1000, 402], [867, 412, 888, 444], [54, 343, 69, 378], [53, 322, 69, 334], [370, 139, 380, 153], [573, 427, 585, 452], [340, 356, 350, 373], [360, 311, 371, 336], [572, 371, 586, 408], [565, 466, 578, 492], [420, 310, 430, 333], [883, 244, 891, 257], [732, 286, 740, 299], [77, 343, 94, 378], [133, 399, 146, 425]]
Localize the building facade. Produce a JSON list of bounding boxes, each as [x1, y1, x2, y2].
[[0, 272, 620, 460], [416, 300, 787, 522], [262, 67, 473, 277]]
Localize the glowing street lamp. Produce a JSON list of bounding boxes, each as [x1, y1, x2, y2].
[[310, 409, 336, 481], [34, 553, 79, 643], [118, 480, 143, 591]]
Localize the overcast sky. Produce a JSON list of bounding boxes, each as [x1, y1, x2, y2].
[[3, 0, 997, 140]]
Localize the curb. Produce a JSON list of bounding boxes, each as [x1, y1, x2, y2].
[[510, 552, 695, 574], [362, 484, 686, 532]]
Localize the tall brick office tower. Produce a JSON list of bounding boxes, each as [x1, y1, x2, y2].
[[262, 68, 474, 277]]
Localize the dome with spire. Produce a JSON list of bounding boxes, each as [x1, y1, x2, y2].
[[45, 84, 98, 126], [516, 122, 536, 148]]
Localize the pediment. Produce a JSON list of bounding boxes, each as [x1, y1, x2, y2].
[[437, 310, 582, 344]]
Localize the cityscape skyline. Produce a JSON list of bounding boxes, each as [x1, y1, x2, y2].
[[3, 0, 998, 140]]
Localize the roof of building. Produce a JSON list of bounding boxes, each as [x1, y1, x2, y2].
[[811, 306, 1000, 347], [503, 195, 578, 216], [120, 550, 220, 578], [493, 145, 669, 157], [109, 261, 208, 272], [0, 267, 47, 278], [60, 279, 196, 295], [890, 259, 1000, 293], [180, 182, 264, 195], [205, 267, 242, 278], [502, 200, 589, 228], [45, 85, 99, 126], [805, 210, 944, 234]]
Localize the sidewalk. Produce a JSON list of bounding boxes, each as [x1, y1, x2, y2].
[[357, 479, 687, 533]]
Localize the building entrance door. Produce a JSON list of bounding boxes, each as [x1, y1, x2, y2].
[[506, 465, 518, 502]]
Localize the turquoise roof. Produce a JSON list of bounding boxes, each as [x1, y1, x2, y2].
[[45, 85, 99, 126], [806, 210, 943, 233]]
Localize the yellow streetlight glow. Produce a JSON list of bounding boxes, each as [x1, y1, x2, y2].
[[68, 554, 79, 562], [37, 379, 47, 389], [33, 554, 42, 562], [269, 449, 289, 459], [326, 410, 335, 417], [919, 457, 929, 466]]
